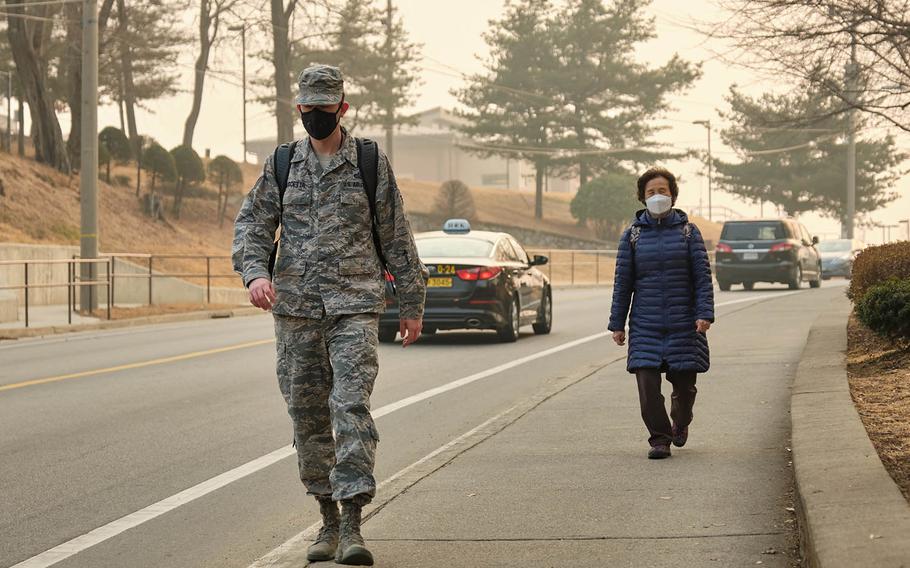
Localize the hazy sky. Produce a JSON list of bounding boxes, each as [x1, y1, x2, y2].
[[80, 0, 908, 243]]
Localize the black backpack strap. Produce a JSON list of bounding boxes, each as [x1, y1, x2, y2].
[[356, 138, 396, 294], [268, 140, 298, 276]]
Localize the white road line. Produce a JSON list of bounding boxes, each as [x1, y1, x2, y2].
[[10, 290, 801, 568]]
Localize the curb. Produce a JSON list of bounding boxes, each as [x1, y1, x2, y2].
[[791, 295, 910, 567], [0, 306, 263, 341]]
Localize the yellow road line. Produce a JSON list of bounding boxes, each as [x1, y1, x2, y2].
[[0, 338, 275, 393]]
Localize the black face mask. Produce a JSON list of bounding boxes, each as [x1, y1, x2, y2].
[[300, 103, 342, 140]]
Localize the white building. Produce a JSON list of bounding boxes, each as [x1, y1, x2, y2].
[[247, 107, 578, 194]]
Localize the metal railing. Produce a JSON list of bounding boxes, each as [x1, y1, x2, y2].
[[526, 249, 619, 286], [101, 253, 236, 307], [0, 254, 238, 328], [0, 258, 113, 327]]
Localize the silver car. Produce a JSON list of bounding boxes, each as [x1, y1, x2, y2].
[[818, 239, 866, 279]]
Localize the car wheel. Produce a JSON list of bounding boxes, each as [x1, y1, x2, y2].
[[809, 264, 822, 288], [497, 295, 520, 343], [788, 266, 803, 290], [718, 280, 732, 292], [742, 282, 755, 291], [822, 275, 831, 281], [378, 327, 397, 343], [532, 288, 552, 335]]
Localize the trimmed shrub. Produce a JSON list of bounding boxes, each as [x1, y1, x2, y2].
[[848, 241, 910, 302], [855, 278, 910, 339]]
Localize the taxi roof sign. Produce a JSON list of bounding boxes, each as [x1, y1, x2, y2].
[[442, 219, 471, 234]]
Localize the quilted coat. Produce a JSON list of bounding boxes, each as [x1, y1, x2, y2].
[[608, 209, 715, 373]]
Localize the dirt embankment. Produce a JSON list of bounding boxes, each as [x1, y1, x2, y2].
[[847, 315, 910, 502], [0, 150, 722, 272]]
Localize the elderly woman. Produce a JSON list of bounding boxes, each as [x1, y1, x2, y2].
[[608, 167, 715, 459]]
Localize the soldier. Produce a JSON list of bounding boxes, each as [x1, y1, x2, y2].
[[232, 64, 427, 566]]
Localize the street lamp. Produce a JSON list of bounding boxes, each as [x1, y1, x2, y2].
[[228, 24, 248, 163], [693, 119, 713, 222]]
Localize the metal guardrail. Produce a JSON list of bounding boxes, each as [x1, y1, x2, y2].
[[0, 254, 236, 328], [526, 249, 619, 286], [0, 258, 112, 327], [101, 253, 235, 307]]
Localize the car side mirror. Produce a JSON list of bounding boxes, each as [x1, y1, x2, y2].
[[812, 236, 819, 245], [529, 255, 549, 266]]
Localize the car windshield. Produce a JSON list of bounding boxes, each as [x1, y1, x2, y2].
[[416, 237, 494, 258], [817, 240, 852, 252], [721, 222, 786, 241]]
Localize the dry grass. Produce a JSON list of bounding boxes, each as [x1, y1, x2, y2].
[[846, 314, 910, 503]]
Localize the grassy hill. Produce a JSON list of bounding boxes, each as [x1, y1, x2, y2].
[[0, 151, 721, 285]]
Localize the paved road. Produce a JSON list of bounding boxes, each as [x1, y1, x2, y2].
[[0, 284, 845, 567]]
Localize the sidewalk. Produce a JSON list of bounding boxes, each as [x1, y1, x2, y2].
[[358, 358, 794, 567], [343, 291, 830, 567]]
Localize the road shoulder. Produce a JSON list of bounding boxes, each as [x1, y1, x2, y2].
[[791, 295, 910, 566], [0, 306, 262, 341]]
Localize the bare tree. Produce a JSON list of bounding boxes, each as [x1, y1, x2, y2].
[[5, 0, 70, 172], [271, 0, 297, 143], [710, 0, 910, 131], [183, 0, 238, 148]]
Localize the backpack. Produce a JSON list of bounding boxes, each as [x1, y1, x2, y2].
[[266, 138, 394, 292], [628, 222, 693, 251]]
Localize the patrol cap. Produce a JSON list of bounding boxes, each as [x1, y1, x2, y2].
[[295, 64, 344, 106]]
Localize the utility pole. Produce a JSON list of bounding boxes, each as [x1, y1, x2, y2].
[[844, 33, 858, 239], [80, 0, 99, 312], [228, 24, 248, 162], [693, 119, 713, 222], [384, 0, 394, 165], [899, 219, 909, 241]]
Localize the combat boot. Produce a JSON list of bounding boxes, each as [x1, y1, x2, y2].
[[306, 497, 340, 562], [335, 500, 374, 566]]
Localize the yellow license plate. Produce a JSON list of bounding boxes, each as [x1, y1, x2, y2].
[[436, 265, 456, 275], [427, 277, 453, 288]]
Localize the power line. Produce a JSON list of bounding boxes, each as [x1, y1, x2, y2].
[[0, 0, 79, 7]]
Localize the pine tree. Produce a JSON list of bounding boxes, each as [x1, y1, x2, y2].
[[554, 0, 699, 185], [715, 85, 905, 224], [456, 0, 564, 220]]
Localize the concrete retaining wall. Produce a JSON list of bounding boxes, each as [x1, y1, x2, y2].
[[0, 290, 17, 323]]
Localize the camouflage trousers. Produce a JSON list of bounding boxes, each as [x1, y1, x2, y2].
[[274, 312, 380, 504]]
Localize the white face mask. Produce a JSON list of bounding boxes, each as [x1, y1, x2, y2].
[[646, 194, 672, 216]]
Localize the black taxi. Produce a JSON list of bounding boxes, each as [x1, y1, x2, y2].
[[379, 220, 552, 343]]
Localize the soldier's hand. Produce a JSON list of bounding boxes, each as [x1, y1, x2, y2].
[[400, 318, 423, 348], [612, 330, 626, 346], [249, 278, 276, 311]]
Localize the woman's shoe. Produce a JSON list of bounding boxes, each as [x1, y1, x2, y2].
[[648, 445, 671, 459], [672, 424, 689, 447]]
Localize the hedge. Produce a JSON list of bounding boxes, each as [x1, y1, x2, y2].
[[848, 241, 910, 302], [855, 278, 910, 339]]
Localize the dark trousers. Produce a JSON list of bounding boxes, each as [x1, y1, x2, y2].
[[634, 369, 698, 447]]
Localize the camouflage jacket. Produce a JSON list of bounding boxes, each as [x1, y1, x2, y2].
[[232, 131, 428, 319]]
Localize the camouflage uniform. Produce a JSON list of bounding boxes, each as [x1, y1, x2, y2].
[[232, 66, 427, 504]]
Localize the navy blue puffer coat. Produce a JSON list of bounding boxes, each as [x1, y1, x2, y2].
[[608, 209, 715, 373]]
